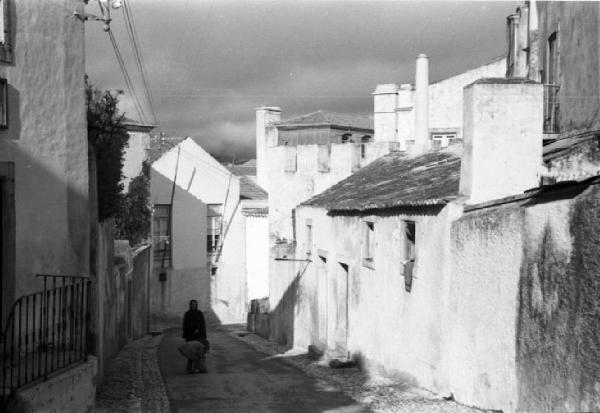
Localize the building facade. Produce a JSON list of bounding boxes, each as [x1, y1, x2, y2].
[[149, 137, 268, 325], [0, 0, 90, 325], [256, 2, 600, 412]]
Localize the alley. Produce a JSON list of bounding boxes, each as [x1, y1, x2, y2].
[[158, 328, 368, 413]]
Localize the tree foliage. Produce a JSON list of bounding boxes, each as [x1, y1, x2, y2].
[[115, 161, 152, 247], [86, 81, 129, 221]]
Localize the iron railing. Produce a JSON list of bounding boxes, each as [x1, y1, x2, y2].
[[544, 84, 560, 134], [1, 274, 91, 398]]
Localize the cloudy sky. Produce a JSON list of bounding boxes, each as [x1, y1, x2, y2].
[[85, 0, 517, 160]]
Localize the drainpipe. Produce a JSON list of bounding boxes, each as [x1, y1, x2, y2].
[[413, 54, 430, 153]]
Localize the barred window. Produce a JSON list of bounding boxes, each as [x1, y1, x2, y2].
[[153, 205, 171, 268]]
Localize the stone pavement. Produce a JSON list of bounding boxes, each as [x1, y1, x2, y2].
[[96, 325, 490, 413], [96, 334, 170, 413], [222, 325, 490, 413], [158, 327, 368, 412]]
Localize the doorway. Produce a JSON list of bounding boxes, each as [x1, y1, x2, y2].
[[335, 262, 349, 354]]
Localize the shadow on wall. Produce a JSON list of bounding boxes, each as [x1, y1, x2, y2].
[[517, 184, 600, 412], [266, 246, 312, 349], [149, 169, 223, 330]]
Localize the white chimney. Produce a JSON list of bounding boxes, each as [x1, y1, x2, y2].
[[256, 106, 281, 191], [373, 84, 398, 142], [527, 0, 541, 82], [396, 83, 414, 150], [413, 54, 430, 153], [459, 79, 543, 204]]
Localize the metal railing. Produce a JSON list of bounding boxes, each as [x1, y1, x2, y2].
[[544, 84, 560, 134], [1, 274, 92, 398]]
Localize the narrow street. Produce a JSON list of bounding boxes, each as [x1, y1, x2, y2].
[[158, 328, 368, 413]]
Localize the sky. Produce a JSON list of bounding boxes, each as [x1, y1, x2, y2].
[[85, 0, 518, 160]]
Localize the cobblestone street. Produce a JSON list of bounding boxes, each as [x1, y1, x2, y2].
[[158, 327, 367, 412], [96, 325, 491, 413], [96, 334, 170, 413]]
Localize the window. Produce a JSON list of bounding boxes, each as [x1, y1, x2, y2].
[[431, 133, 457, 148], [305, 220, 313, 257], [341, 133, 353, 144], [543, 32, 560, 134], [207, 204, 223, 255], [153, 205, 172, 268], [360, 136, 371, 159], [362, 221, 375, 268], [546, 32, 558, 85], [403, 220, 416, 292], [0, 78, 7, 128], [506, 14, 518, 77], [0, 0, 12, 64]]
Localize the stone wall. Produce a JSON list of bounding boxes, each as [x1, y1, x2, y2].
[[15, 357, 97, 413]]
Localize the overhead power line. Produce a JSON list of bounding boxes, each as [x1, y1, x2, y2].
[[107, 28, 149, 123], [122, 0, 159, 126]]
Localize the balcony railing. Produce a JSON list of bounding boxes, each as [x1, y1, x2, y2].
[[544, 84, 560, 134], [1, 274, 92, 400]]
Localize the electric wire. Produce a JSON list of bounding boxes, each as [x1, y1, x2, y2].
[[107, 28, 149, 123], [122, 0, 159, 125]]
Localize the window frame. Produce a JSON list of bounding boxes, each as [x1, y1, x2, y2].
[[305, 219, 313, 258], [153, 204, 172, 268], [0, 0, 13, 64], [402, 220, 416, 292], [207, 204, 223, 255], [362, 220, 375, 269], [431, 132, 458, 148]]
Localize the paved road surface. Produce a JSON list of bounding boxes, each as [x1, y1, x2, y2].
[[158, 328, 368, 413]]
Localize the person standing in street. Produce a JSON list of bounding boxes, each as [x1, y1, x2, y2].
[[182, 299, 207, 373]]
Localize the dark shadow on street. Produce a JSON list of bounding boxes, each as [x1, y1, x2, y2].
[[158, 327, 369, 413]]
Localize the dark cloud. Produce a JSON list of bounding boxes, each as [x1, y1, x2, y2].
[[86, 0, 518, 159]]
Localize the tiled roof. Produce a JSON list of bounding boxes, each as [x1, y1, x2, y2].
[[121, 116, 157, 132], [542, 131, 600, 161], [227, 159, 257, 176], [240, 176, 268, 200], [275, 110, 374, 131], [241, 207, 269, 217], [303, 146, 462, 212], [148, 136, 186, 164]]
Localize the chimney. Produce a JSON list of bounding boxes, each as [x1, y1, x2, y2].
[[373, 84, 398, 142], [256, 106, 281, 191], [413, 54, 430, 153], [527, 0, 541, 82], [459, 79, 543, 204], [396, 84, 414, 150]]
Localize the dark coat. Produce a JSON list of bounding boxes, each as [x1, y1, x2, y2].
[[182, 309, 206, 342]]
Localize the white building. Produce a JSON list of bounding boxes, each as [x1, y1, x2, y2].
[[149, 137, 268, 325]]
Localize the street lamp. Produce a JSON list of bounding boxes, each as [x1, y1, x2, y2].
[[74, 0, 123, 31]]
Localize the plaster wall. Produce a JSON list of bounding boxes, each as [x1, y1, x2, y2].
[[150, 138, 245, 324], [428, 58, 506, 136], [373, 59, 506, 145], [245, 214, 269, 300], [122, 130, 150, 189], [267, 142, 393, 241], [448, 185, 600, 412], [460, 81, 543, 204], [0, 0, 89, 303], [446, 205, 523, 411], [291, 204, 459, 390], [214, 201, 247, 323], [537, 2, 600, 136]]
